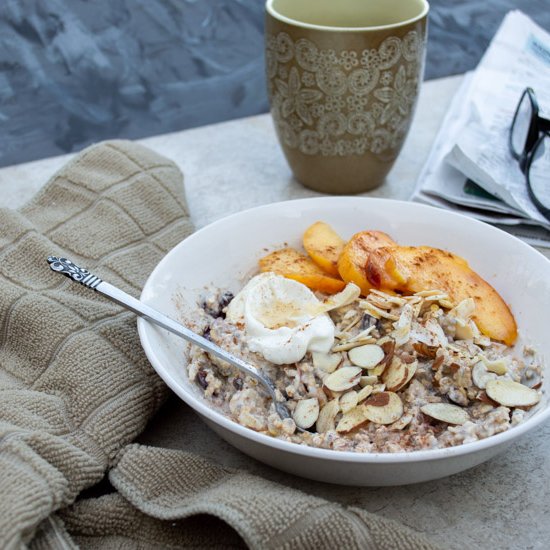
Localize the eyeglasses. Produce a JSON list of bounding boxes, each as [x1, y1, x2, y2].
[[509, 87, 550, 221]]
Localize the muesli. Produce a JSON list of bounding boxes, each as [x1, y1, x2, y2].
[[184, 224, 543, 453]]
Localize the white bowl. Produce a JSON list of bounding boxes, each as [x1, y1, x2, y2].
[[138, 197, 550, 486]]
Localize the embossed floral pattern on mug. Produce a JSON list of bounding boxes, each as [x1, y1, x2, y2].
[[266, 31, 424, 158]]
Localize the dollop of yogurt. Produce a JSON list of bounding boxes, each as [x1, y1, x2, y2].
[[225, 272, 335, 365]]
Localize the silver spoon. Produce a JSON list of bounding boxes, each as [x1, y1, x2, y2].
[[47, 256, 293, 421]]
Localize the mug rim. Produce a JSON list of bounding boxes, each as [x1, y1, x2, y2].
[[265, 0, 429, 32]]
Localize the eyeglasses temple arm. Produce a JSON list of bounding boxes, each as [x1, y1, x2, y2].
[[539, 116, 550, 133]]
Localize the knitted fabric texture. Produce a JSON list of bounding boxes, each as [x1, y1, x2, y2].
[[0, 141, 439, 550]]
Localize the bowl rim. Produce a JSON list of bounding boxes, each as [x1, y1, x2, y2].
[[138, 196, 550, 464]]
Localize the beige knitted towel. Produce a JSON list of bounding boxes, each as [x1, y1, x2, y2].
[[0, 141, 440, 550]]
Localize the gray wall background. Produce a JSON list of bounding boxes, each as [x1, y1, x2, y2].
[[0, 0, 549, 167]]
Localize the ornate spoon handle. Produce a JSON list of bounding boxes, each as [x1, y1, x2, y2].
[[47, 256, 290, 420]]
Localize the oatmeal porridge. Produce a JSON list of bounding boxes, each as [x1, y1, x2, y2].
[[184, 224, 543, 453]]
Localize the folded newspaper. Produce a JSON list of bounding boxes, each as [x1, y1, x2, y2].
[[413, 11, 550, 248]]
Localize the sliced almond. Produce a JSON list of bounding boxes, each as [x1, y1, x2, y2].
[[413, 342, 438, 358], [363, 391, 403, 425], [292, 398, 319, 429], [485, 379, 540, 408], [477, 390, 499, 407], [323, 387, 343, 400], [312, 352, 342, 373], [380, 339, 396, 365], [431, 355, 444, 371], [415, 289, 448, 298], [369, 288, 407, 306], [377, 335, 393, 346], [450, 296, 475, 318], [332, 338, 376, 352], [400, 361, 417, 391], [455, 320, 475, 340], [336, 406, 369, 433], [348, 344, 385, 369], [401, 353, 416, 365], [389, 413, 413, 430], [360, 375, 378, 387], [367, 364, 386, 376], [382, 358, 417, 392], [471, 361, 497, 390], [340, 390, 359, 413], [324, 366, 362, 392], [356, 384, 374, 403], [421, 403, 469, 425], [381, 357, 407, 391], [312, 283, 361, 315], [423, 292, 451, 302], [316, 398, 340, 433], [482, 357, 508, 375], [317, 388, 328, 408], [348, 326, 377, 342], [371, 383, 386, 394], [340, 313, 362, 333], [391, 304, 414, 345], [360, 301, 400, 320]]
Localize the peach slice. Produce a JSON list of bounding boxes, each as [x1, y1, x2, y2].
[[303, 221, 346, 277], [259, 247, 346, 294], [366, 245, 517, 345], [337, 230, 397, 295]]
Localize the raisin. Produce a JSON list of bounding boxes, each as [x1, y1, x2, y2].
[[201, 301, 218, 318], [361, 314, 380, 331], [196, 370, 208, 389], [201, 291, 235, 319], [218, 291, 234, 319]]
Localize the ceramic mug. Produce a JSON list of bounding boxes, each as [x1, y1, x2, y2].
[[265, 0, 429, 194]]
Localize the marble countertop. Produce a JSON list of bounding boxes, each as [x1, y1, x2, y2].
[[1, 74, 549, 549]]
